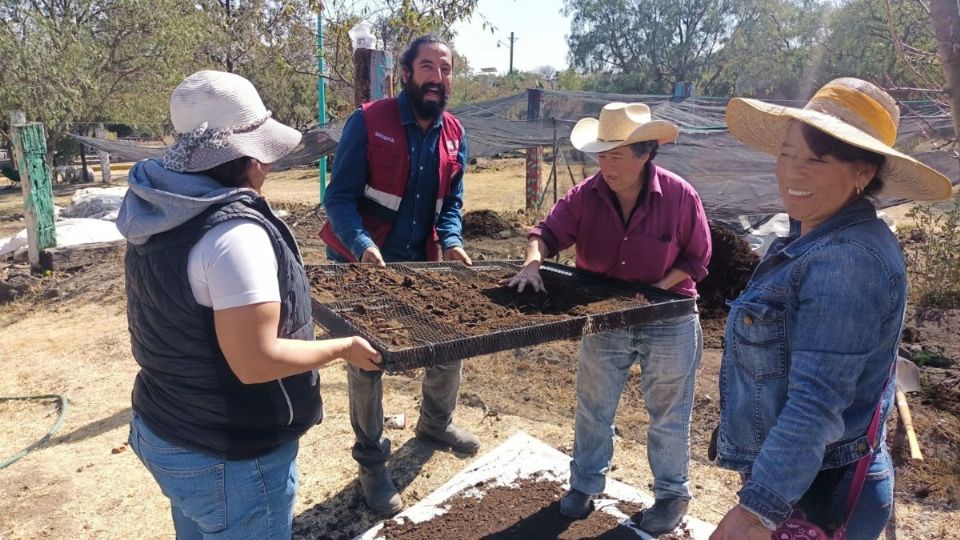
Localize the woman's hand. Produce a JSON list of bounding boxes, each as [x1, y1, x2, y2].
[[710, 505, 770, 540], [344, 336, 382, 372], [499, 261, 546, 293]]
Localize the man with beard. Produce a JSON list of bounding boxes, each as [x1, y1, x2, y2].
[[321, 35, 476, 515]]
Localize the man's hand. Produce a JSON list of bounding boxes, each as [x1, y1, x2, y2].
[[442, 246, 473, 266], [709, 505, 770, 540], [344, 336, 382, 372], [361, 246, 386, 267], [499, 261, 546, 293]]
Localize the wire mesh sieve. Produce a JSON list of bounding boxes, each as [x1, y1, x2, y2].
[[307, 260, 695, 372]]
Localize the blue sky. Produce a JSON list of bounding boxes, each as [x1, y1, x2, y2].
[[451, 0, 571, 74]]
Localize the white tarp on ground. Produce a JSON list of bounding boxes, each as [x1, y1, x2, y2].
[[357, 431, 714, 540], [0, 218, 123, 261], [59, 186, 127, 221], [740, 211, 897, 257], [0, 187, 127, 260]]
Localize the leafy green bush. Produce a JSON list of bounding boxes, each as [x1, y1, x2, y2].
[[903, 191, 960, 308]]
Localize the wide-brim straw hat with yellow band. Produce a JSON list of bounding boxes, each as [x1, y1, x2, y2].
[[726, 77, 952, 201], [570, 102, 679, 153]]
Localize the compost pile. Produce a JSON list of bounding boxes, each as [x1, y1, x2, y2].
[[462, 209, 514, 239], [697, 223, 759, 319], [379, 477, 695, 540]]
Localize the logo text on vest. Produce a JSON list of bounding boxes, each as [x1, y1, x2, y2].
[[374, 131, 396, 144]]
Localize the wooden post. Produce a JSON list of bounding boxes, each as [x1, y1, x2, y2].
[[95, 122, 111, 183], [525, 88, 544, 210], [12, 123, 56, 272], [8, 110, 26, 170], [552, 118, 559, 205], [78, 128, 91, 182], [560, 148, 578, 188], [354, 49, 393, 106]]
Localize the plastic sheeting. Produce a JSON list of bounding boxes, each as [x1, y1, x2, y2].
[[71, 130, 338, 172], [71, 91, 959, 221], [59, 186, 127, 221], [0, 187, 128, 260], [0, 218, 123, 261]]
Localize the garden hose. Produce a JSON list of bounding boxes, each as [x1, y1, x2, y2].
[[0, 394, 68, 470]]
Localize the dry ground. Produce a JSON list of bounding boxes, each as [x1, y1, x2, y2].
[[1, 160, 959, 539]]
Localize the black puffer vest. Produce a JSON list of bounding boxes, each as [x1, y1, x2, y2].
[[126, 194, 321, 459]]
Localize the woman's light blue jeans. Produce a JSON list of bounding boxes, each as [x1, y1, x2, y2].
[[129, 413, 299, 539], [570, 313, 702, 500]]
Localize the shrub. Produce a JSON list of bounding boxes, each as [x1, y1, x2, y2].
[[903, 190, 960, 308]]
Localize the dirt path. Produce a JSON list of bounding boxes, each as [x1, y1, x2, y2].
[[2, 166, 960, 539]]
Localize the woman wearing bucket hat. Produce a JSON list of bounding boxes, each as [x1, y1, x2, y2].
[[710, 78, 953, 540], [116, 70, 381, 538], [503, 102, 712, 535]]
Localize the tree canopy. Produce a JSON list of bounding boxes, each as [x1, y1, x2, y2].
[[0, 0, 955, 162]]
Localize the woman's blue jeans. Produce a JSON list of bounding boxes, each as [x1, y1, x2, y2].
[[570, 313, 702, 500], [129, 413, 299, 539], [801, 445, 895, 540]]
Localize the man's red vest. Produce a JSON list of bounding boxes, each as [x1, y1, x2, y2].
[[320, 98, 464, 262]]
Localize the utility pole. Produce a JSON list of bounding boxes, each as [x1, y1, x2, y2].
[[498, 32, 518, 75]]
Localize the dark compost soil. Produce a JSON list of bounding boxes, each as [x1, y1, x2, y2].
[[308, 264, 650, 350], [379, 477, 692, 540], [696, 223, 759, 319], [463, 210, 514, 239]]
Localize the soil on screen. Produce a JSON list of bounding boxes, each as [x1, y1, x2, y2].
[[308, 263, 649, 349]]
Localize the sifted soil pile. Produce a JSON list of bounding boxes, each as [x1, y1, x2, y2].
[[379, 477, 694, 540]]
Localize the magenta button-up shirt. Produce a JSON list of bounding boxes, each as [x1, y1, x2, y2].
[[530, 164, 711, 298]]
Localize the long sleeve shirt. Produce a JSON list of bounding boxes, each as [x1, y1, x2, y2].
[[324, 91, 467, 262], [529, 163, 711, 297]]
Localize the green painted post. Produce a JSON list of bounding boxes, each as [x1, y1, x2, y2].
[[317, 12, 328, 202], [12, 123, 56, 271]]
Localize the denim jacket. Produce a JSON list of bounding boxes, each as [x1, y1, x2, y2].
[[716, 199, 905, 528]]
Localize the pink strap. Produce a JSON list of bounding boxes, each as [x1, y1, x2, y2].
[[841, 369, 892, 525]]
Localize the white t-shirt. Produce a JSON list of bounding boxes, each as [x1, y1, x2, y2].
[[187, 219, 281, 309]]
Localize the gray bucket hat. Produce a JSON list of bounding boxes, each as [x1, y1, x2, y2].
[[162, 70, 302, 172]]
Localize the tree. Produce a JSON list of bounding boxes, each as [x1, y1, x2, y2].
[[927, 0, 960, 156], [700, 0, 822, 98], [0, 0, 485, 159], [0, 0, 206, 159], [564, 0, 733, 93], [315, 0, 482, 120], [192, 0, 324, 128], [816, 0, 939, 96], [556, 69, 585, 91]]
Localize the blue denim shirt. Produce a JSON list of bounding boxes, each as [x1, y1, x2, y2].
[[324, 91, 467, 262], [716, 199, 905, 528]]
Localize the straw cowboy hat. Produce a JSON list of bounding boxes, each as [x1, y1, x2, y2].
[[570, 102, 679, 153], [162, 70, 302, 172], [726, 77, 953, 201]]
